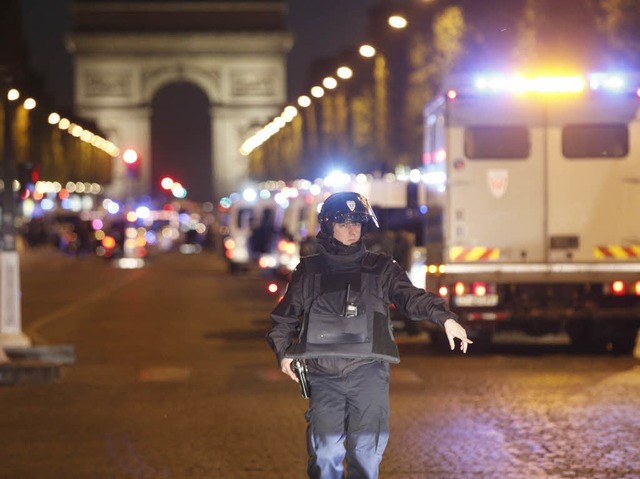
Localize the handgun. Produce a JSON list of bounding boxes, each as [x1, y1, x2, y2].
[[291, 359, 310, 399]]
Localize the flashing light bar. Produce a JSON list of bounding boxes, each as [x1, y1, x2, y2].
[[473, 73, 631, 95]]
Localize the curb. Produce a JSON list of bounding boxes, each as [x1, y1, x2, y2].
[[0, 361, 61, 386], [0, 345, 75, 386]]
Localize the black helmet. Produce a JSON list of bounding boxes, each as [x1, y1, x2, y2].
[[318, 192, 379, 235]]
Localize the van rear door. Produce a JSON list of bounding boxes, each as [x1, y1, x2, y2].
[[446, 97, 546, 263], [546, 96, 640, 262]]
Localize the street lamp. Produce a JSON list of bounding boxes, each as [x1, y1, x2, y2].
[[359, 44, 376, 58], [388, 15, 408, 29], [297, 95, 311, 108], [337, 67, 353, 80]]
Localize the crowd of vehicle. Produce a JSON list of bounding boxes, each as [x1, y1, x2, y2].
[[218, 172, 427, 277], [18, 195, 220, 268]]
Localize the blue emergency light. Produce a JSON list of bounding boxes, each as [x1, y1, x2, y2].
[[472, 72, 636, 95]]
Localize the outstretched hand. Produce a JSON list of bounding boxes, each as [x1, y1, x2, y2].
[[444, 319, 473, 353]]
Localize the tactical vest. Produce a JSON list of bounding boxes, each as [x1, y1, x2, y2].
[[286, 252, 400, 363]]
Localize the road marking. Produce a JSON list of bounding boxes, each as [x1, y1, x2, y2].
[[25, 269, 144, 343]]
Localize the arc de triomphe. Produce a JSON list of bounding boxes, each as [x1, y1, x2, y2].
[[66, 1, 291, 201]]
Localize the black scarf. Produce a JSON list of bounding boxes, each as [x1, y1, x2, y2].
[[315, 230, 363, 256]]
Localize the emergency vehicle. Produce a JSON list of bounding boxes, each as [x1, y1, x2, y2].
[[271, 173, 428, 285], [221, 174, 429, 291], [220, 189, 283, 273], [421, 71, 640, 353]]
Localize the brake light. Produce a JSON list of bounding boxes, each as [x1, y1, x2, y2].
[[438, 286, 448, 297], [102, 236, 116, 249], [278, 240, 296, 255], [611, 280, 626, 296], [473, 282, 487, 296], [259, 255, 277, 269], [267, 283, 279, 294], [453, 281, 490, 296]]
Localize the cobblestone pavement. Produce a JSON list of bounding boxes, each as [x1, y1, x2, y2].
[[380, 346, 640, 479], [2, 248, 639, 479]]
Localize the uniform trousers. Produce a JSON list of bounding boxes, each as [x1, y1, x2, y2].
[[305, 361, 390, 479]]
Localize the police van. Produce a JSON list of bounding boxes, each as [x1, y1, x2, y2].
[[220, 189, 283, 273], [421, 71, 640, 352]]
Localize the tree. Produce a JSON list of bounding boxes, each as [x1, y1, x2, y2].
[[592, 0, 640, 67]]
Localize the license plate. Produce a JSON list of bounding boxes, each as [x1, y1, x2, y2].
[[454, 294, 499, 307]]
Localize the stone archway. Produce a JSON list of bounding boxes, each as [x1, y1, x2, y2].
[[66, 1, 291, 202]]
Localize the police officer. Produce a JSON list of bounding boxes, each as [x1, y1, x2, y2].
[[267, 191, 471, 479]]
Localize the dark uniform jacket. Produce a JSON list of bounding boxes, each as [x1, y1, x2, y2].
[[267, 240, 458, 376]]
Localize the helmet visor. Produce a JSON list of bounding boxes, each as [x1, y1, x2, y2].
[[334, 212, 372, 225]]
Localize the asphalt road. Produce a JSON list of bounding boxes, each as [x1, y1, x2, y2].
[[2, 247, 640, 479]]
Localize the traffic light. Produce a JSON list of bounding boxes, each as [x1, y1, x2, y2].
[[123, 148, 140, 177], [17, 162, 37, 200], [160, 176, 174, 191], [159, 176, 187, 198]]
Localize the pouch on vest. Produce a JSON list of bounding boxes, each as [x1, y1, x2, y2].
[[306, 272, 370, 345]]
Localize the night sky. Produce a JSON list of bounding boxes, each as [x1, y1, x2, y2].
[[21, 0, 381, 110]]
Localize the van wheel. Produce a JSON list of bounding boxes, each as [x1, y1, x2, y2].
[[610, 326, 638, 355], [567, 322, 607, 354]]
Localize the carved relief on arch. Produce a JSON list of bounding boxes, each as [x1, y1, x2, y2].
[[81, 68, 134, 99], [229, 67, 279, 98], [141, 64, 221, 103]]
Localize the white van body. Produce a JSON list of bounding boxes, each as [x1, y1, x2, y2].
[[422, 72, 640, 352]]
